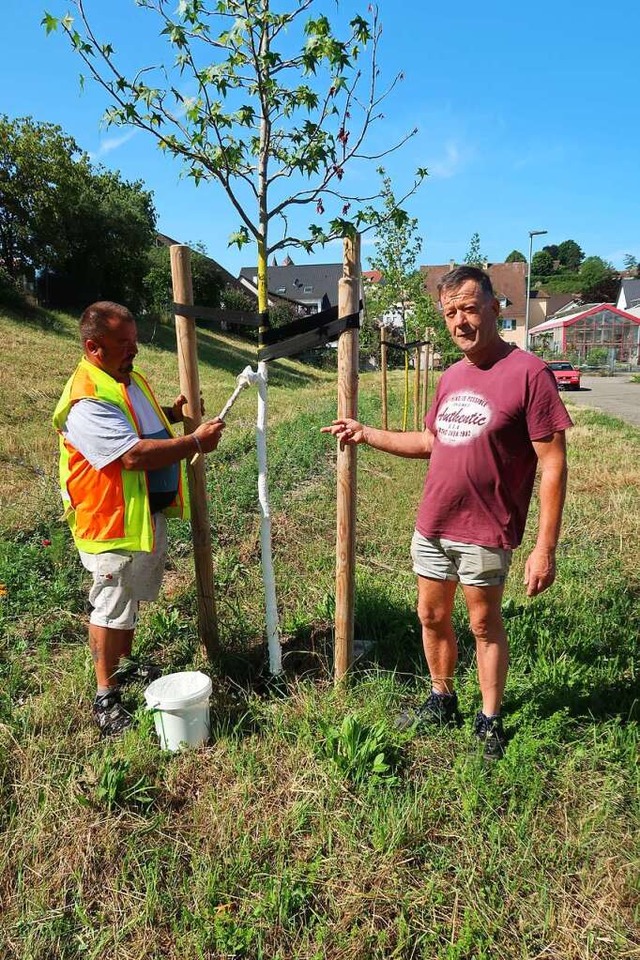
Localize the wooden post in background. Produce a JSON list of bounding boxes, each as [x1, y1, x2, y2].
[[413, 346, 421, 430], [334, 233, 360, 681], [422, 341, 430, 426], [380, 322, 388, 430], [170, 245, 219, 658]]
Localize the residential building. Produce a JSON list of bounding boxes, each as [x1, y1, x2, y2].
[[617, 278, 640, 318], [239, 261, 343, 313], [528, 290, 577, 328]]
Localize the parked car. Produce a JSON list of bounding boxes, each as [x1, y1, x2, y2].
[[546, 360, 581, 391]]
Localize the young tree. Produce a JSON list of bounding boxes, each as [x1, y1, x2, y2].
[[464, 232, 485, 267], [45, 0, 424, 670], [364, 168, 437, 428]]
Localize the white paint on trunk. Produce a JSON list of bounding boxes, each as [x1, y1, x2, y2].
[[256, 360, 282, 675]]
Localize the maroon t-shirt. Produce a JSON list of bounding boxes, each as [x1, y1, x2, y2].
[[416, 347, 573, 549]]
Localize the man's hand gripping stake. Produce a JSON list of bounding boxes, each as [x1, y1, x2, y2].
[[190, 365, 259, 465]]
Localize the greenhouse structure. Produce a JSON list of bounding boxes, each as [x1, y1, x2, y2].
[[529, 303, 640, 364]]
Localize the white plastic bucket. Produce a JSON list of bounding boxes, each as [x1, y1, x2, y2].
[[144, 671, 212, 751]]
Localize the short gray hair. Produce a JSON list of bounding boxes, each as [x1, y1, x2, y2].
[[437, 266, 494, 303], [80, 301, 134, 344]]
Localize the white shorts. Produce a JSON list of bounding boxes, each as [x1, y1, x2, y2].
[[80, 513, 168, 630], [411, 530, 512, 587]]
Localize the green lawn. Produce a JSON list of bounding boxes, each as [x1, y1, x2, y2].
[[0, 305, 638, 959]]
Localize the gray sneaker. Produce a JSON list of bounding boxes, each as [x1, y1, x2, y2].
[[473, 711, 506, 760], [396, 690, 462, 731], [92, 689, 132, 738]]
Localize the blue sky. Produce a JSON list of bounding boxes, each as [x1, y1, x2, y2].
[[2, 0, 639, 275]]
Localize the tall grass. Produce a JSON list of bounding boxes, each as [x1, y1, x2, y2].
[[0, 306, 638, 958]]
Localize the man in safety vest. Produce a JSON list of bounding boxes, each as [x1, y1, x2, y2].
[[53, 301, 225, 737]]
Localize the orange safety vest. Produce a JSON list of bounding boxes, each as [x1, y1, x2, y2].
[[53, 358, 189, 553]]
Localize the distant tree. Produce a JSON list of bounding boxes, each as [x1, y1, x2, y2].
[[578, 257, 618, 303], [143, 244, 226, 317], [623, 253, 639, 276], [557, 239, 584, 272], [0, 114, 156, 307], [542, 243, 559, 261], [531, 250, 554, 277], [0, 266, 28, 311], [505, 249, 526, 263], [0, 115, 85, 279], [464, 232, 485, 267], [50, 166, 156, 308]]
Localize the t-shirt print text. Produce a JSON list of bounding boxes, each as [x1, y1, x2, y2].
[[435, 391, 492, 446]]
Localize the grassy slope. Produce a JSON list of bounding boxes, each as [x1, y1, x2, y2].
[[0, 306, 638, 959]]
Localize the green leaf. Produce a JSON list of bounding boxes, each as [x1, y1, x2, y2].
[[41, 12, 60, 35], [228, 226, 250, 249]]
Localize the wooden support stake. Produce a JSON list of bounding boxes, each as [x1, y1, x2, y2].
[[413, 346, 421, 431], [380, 323, 388, 430], [422, 341, 430, 426], [170, 245, 219, 658], [334, 234, 360, 681]]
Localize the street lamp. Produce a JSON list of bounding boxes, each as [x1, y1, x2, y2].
[[524, 229, 547, 351]]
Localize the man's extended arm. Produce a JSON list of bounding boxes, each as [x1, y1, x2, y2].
[[524, 431, 568, 597], [120, 418, 225, 471], [321, 418, 434, 459]]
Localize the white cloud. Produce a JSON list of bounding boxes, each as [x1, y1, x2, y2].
[[88, 129, 137, 160], [425, 141, 464, 179]]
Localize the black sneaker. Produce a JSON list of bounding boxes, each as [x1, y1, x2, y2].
[[474, 711, 506, 760], [396, 690, 461, 732], [113, 657, 162, 687], [92, 689, 132, 738]]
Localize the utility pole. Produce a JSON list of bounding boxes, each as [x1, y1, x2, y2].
[[524, 229, 548, 351]]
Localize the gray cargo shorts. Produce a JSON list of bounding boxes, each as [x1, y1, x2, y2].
[[79, 513, 168, 630], [411, 530, 512, 587]]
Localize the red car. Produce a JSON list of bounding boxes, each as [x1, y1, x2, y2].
[[547, 361, 581, 391]]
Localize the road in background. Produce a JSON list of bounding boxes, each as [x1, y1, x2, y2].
[[563, 375, 640, 428]]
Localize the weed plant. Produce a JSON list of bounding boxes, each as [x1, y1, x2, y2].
[[0, 308, 638, 958]]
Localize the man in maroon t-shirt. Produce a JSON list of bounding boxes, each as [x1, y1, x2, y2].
[[322, 266, 572, 759]]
